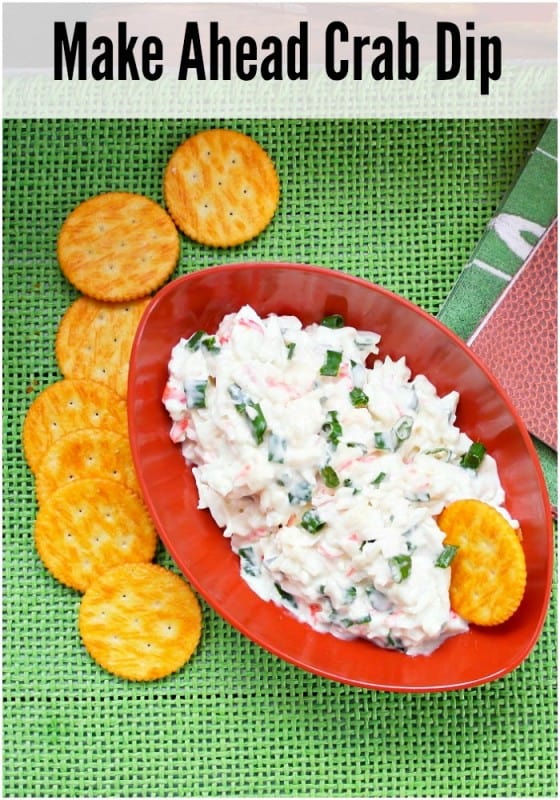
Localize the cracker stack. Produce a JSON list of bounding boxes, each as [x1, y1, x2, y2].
[[23, 128, 281, 679]]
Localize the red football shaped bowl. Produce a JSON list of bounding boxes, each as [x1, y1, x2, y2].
[[128, 263, 553, 692]]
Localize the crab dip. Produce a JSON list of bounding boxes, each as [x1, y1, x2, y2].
[[163, 304, 515, 655]]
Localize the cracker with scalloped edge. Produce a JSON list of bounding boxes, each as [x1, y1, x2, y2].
[[35, 428, 139, 505], [79, 562, 202, 681], [164, 128, 280, 247], [438, 498, 526, 626], [57, 192, 180, 302], [34, 477, 157, 592], [23, 378, 128, 474], [55, 296, 149, 398]]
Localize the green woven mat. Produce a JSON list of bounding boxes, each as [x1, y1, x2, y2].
[[3, 119, 557, 798]]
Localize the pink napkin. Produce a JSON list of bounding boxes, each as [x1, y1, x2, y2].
[[469, 220, 557, 450]]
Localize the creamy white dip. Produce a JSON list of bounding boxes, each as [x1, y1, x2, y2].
[[163, 304, 514, 655]]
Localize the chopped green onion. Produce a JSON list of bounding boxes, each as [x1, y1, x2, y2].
[[228, 384, 267, 444], [322, 410, 343, 447], [274, 582, 298, 609], [320, 349, 343, 376], [460, 441, 486, 470], [185, 379, 208, 409], [349, 387, 369, 408], [238, 546, 260, 577], [344, 585, 357, 603], [201, 335, 220, 353], [371, 471, 387, 486], [388, 554, 412, 583], [320, 313, 345, 329], [267, 433, 287, 463], [300, 509, 326, 534], [394, 415, 414, 442], [341, 614, 372, 628], [374, 418, 413, 451], [346, 441, 367, 454], [386, 632, 407, 652], [186, 330, 205, 349], [423, 447, 451, 461], [374, 430, 395, 451], [186, 330, 220, 353], [287, 478, 312, 505], [435, 544, 459, 568], [320, 465, 340, 488], [285, 342, 296, 360]]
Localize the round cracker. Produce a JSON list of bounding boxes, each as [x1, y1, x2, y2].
[[438, 499, 527, 626], [57, 192, 180, 302], [164, 128, 280, 247], [55, 296, 149, 398], [79, 563, 202, 681], [34, 477, 157, 592], [23, 378, 128, 474], [35, 428, 140, 505]]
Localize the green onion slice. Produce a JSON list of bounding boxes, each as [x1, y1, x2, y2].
[[186, 330, 220, 353], [285, 342, 296, 360], [349, 387, 369, 408], [320, 349, 343, 377], [267, 433, 287, 463], [300, 509, 326, 534], [185, 379, 208, 409], [228, 383, 267, 444], [374, 431, 395, 451], [371, 471, 387, 486], [322, 410, 343, 447], [341, 614, 372, 628], [186, 330, 205, 350], [460, 441, 486, 469], [320, 313, 345, 329], [434, 544, 459, 568], [287, 478, 312, 505], [274, 582, 298, 608], [320, 465, 340, 488], [388, 554, 412, 583], [394, 415, 414, 442]]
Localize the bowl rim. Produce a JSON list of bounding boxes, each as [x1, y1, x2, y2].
[[128, 261, 554, 692]]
